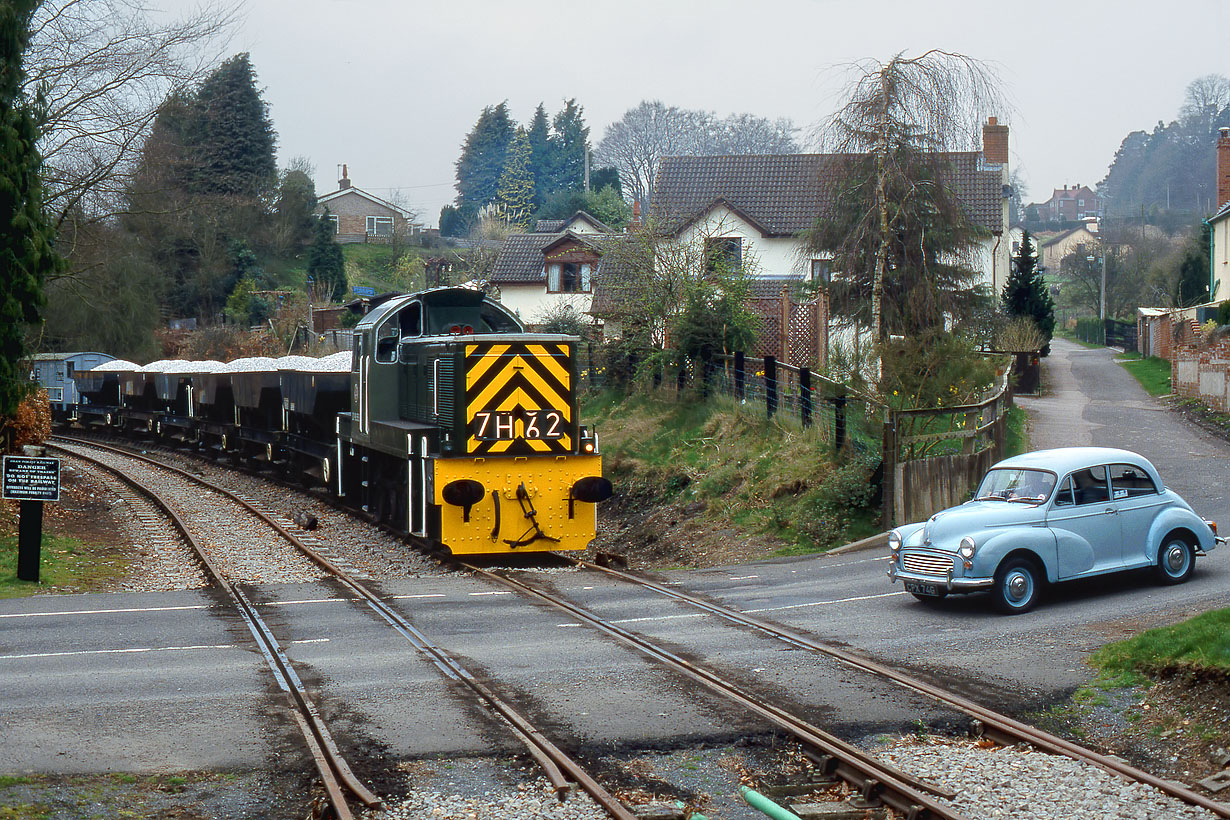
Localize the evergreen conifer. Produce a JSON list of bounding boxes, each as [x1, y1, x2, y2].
[[308, 211, 347, 302], [496, 130, 535, 229], [0, 0, 63, 421], [1001, 230, 1055, 353]]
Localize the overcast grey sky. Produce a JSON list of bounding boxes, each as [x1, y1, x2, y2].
[[219, 0, 1229, 226]]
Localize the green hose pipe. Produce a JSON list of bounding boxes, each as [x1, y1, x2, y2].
[[739, 786, 803, 820], [674, 799, 708, 819]]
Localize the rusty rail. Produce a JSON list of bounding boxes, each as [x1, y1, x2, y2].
[[461, 560, 971, 820], [51, 435, 637, 820], [49, 438, 380, 820], [570, 557, 1230, 820]]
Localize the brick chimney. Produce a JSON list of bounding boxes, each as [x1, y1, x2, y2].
[[339, 163, 351, 190], [982, 117, 1009, 166], [1218, 128, 1230, 208], [627, 200, 642, 232]]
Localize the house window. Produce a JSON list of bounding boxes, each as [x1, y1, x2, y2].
[[704, 237, 742, 274], [810, 259, 830, 285], [326, 214, 339, 234], [366, 216, 394, 237], [547, 262, 592, 293]]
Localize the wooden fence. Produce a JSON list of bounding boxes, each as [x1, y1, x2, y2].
[[882, 367, 1013, 527]]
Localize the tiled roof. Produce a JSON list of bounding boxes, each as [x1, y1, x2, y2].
[[1211, 199, 1230, 223], [534, 219, 566, 232], [652, 153, 1005, 236], [490, 230, 621, 284], [490, 233, 556, 283]]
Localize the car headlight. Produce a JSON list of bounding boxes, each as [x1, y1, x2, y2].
[[958, 536, 977, 559], [888, 531, 902, 552]]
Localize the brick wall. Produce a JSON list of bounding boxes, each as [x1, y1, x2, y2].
[[1172, 336, 1230, 411]]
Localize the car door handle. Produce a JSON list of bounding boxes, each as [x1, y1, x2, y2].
[[1104, 508, 1117, 515]]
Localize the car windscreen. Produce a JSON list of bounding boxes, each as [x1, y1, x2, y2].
[[974, 468, 1057, 504]]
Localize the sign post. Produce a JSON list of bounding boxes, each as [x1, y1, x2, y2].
[[2, 455, 61, 583]]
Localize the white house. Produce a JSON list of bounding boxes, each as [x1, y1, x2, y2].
[[488, 211, 616, 324], [1209, 128, 1230, 302]]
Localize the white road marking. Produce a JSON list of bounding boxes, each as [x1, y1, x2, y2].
[[728, 575, 759, 581], [390, 593, 448, 600], [0, 643, 237, 660], [468, 591, 512, 596], [745, 591, 907, 613], [557, 612, 706, 627], [0, 637, 330, 662], [0, 604, 211, 619]]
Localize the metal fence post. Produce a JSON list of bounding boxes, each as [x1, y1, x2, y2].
[[765, 356, 778, 419], [833, 390, 847, 452], [799, 367, 812, 428]]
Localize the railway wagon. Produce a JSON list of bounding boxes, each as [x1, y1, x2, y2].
[[338, 287, 610, 554]]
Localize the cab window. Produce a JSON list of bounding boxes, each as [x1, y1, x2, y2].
[[374, 322, 399, 364], [1070, 465, 1110, 505], [1109, 463, 1158, 499]]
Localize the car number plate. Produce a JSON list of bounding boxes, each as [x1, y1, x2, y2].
[[904, 580, 941, 596]]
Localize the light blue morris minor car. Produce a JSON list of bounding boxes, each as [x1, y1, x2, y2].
[[886, 447, 1221, 613]]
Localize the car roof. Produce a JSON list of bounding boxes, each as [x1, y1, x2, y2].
[[991, 447, 1162, 484]]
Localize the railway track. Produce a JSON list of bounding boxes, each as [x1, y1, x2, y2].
[[475, 554, 1230, 819], [49, 436, 637, 820], [49, 432, 1230, 819]]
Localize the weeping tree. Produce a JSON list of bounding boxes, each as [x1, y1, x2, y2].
[[803, 51, 1004, 375]]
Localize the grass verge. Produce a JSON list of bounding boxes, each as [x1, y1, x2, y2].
[[583, 388, 880, 556], [0, 531, 128, 598], [1115, 352, 1172, 396]]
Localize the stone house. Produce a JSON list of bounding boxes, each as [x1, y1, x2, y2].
[[315, 165, 415, 244]]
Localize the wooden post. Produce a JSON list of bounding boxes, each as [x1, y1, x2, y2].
[[779, 287, 790, 363], [881, 408, 897, 530]]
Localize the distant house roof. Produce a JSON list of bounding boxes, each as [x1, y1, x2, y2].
[[652, 152, 1006, 236], [317, 185, 413, 219]]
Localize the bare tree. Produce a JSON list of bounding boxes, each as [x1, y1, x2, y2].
[[595, 101, 798, 209], [1179, 73, 1230, 126], [25, 0, 238, 230], [811, 50, 1003, 346]]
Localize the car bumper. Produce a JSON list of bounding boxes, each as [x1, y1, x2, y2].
[[887, 561, 995, 592]]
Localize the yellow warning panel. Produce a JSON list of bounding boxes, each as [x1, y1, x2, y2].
[[433, 454, 603, 555]]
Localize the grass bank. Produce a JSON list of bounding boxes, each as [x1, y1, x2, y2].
[[584, 389, 880, 556], [1115, 352, 1172, 397], [1088, 609, 1230, 687]]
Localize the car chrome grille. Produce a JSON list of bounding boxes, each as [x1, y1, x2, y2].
[[902, 552, 953, 576]]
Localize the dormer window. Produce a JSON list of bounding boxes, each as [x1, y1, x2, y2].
[[547, 262, 592, 293]]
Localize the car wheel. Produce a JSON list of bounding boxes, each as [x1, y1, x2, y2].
[[1154, 536, 1195, 585], [992, 557, 1041, 614]]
